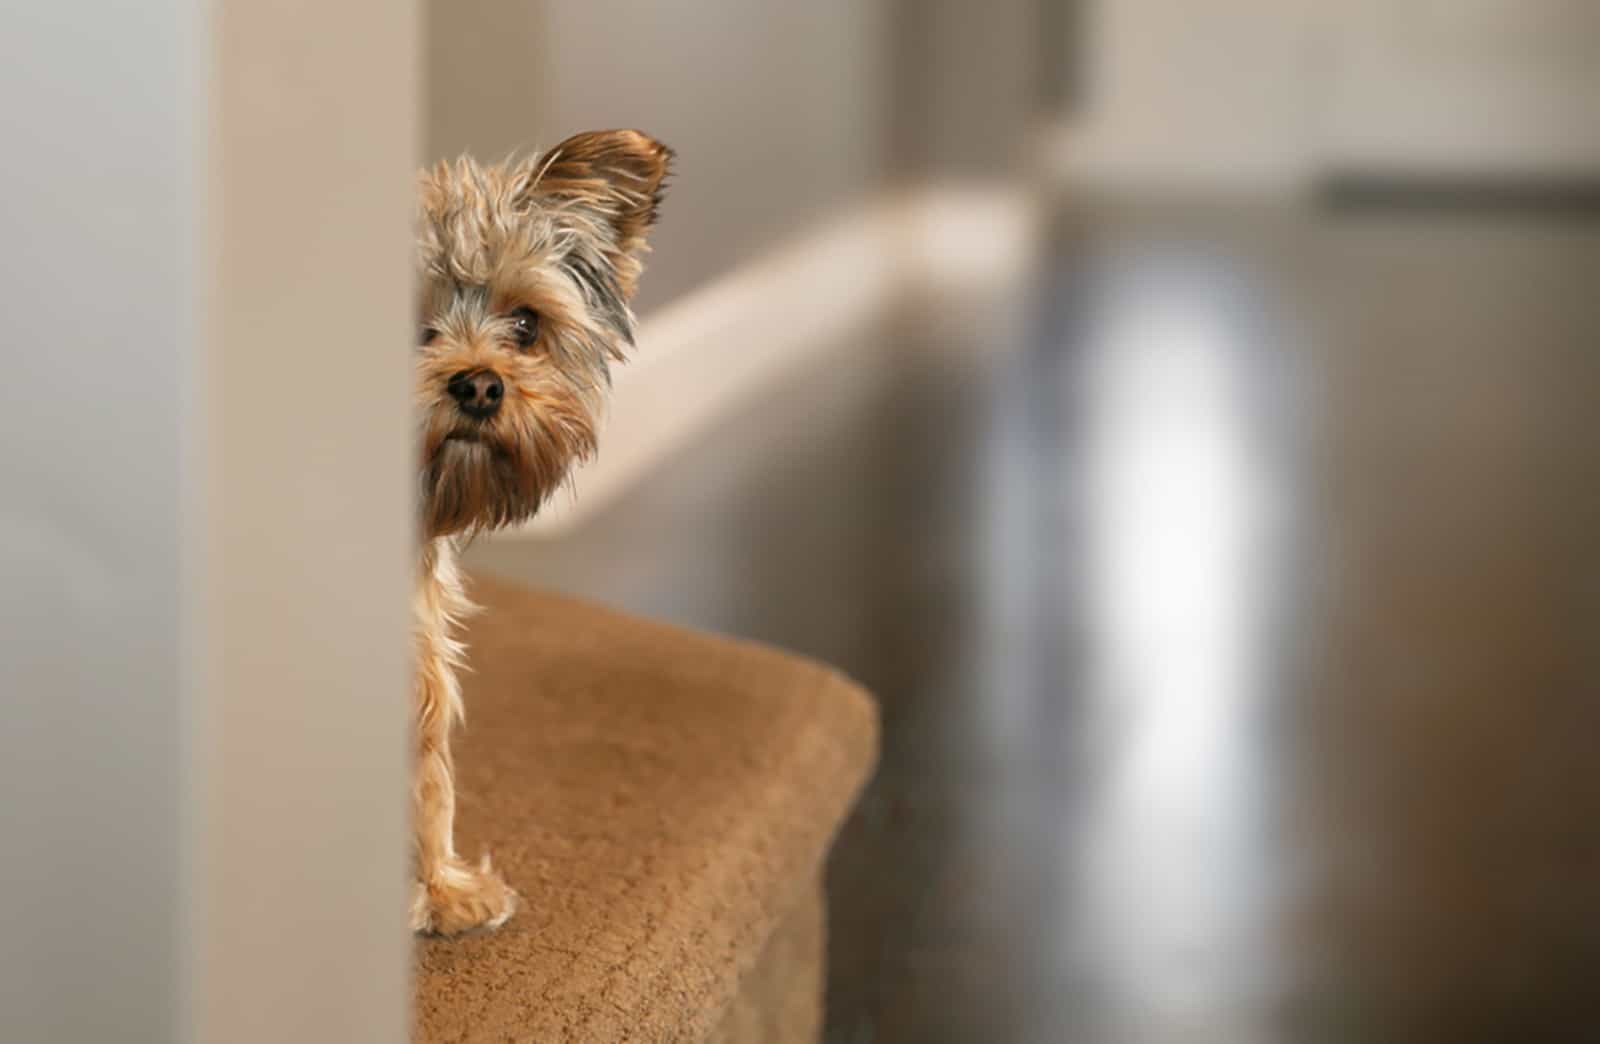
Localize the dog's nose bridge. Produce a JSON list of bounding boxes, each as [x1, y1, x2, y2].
[[434, 331, 502, 369]]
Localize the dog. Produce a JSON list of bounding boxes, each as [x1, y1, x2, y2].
[[410, 129, 671, 934]]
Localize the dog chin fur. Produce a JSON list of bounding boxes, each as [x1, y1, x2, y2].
[[422, 435, 548, 539], [409, 128, 671, 935]]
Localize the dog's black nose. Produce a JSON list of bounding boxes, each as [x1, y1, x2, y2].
[[447, 369, 503, 419]]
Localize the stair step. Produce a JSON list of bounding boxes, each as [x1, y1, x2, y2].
[[414, 578, 878, 1042]]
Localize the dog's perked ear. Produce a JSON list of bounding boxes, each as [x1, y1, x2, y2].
[[524, 129, 673, 299]]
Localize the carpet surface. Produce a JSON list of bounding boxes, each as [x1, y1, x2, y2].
[[705, 879, 825, 1044], [413, 576, 878, 1042]]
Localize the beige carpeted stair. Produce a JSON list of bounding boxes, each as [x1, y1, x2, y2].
[[413, 577, 878, 1043]]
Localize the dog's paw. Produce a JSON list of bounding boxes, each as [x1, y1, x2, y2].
[[411, 855, 518, 936]]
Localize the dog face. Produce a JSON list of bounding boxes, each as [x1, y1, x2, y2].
[[415, 129, 671, 538]]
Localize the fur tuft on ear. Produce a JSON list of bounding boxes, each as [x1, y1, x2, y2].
[[525, 129, 672, 298]]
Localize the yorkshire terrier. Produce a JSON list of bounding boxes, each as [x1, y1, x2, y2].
[[410, 129, 672, 934]]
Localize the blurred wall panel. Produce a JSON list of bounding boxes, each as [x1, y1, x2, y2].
[[1317, 0, 1600, 178], [427, 0, 894, 314]]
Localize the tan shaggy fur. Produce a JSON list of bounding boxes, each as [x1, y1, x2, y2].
[[410, 129, 671, 935]]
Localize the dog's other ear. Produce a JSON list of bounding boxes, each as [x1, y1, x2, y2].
[[528, 129, 672, 298]]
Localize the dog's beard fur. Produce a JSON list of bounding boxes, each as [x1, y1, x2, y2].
[[414, 129, 671, 539], [422, 437, 544, 537]]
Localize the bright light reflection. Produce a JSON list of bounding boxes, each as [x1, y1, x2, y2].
[[1077, 274, 1276, 1030]]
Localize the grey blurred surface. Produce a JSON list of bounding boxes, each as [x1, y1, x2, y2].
[[887, 0, 1049, 179], [468, 201, 1600, 1042], [0, 5, 194, 1041]]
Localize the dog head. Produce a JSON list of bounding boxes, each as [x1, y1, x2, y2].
[[415, 129, 671, 538]]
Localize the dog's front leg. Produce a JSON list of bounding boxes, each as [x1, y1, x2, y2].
[[409, 556, 517, 935]]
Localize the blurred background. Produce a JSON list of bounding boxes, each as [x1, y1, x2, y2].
[[437, 2, 1600, 1042]]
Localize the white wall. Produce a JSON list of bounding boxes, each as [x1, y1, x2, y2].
[[0, 4, 199, 1039], [198, 3, 416, 1042], [1, 4, 416, 1041]]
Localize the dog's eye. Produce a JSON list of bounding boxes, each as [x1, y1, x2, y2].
[[419, 324, 438, 346], [509, 307, 540, 350]]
